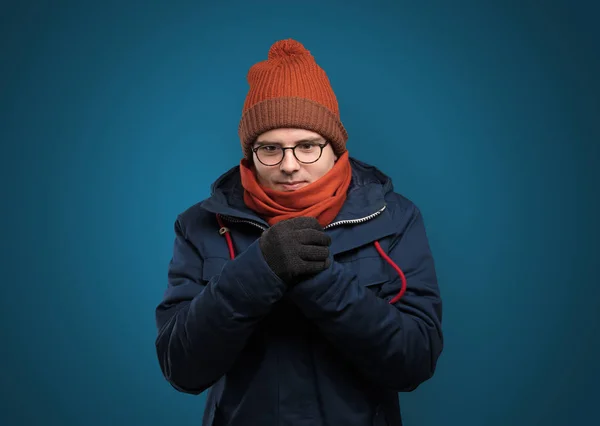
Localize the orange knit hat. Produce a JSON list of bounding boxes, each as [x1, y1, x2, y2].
[[238, 39, 348, 160]]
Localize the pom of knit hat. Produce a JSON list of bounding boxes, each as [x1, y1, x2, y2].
[[268, 39, 309, 59]]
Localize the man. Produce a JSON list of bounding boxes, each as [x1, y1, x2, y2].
[[155, 38, 443, 426]]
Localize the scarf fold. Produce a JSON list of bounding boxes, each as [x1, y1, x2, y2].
[[240, 152, 352, 227]]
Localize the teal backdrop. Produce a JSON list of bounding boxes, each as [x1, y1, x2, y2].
[[2, 1, 598, 425]]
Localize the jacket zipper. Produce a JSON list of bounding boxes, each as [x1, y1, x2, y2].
[[324, 205, 386, 230], [219, 205, 386, 232], [218, 215, 268, 231]]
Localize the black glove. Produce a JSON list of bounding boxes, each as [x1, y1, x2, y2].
[[259, 216, 332, 285]]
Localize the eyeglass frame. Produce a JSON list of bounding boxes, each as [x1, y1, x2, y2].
[[251, 141, 330, 166]]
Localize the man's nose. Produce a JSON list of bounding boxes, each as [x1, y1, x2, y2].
[[280, 149, 300, 173]]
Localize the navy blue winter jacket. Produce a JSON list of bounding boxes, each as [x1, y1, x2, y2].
[[155, 157, 443, 426]]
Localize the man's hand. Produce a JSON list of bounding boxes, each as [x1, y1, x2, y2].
[[259, 216, 331, 285]]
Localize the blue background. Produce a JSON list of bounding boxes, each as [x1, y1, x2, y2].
[[2, 1, 598, 425]]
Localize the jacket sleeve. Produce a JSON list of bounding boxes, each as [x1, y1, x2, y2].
[[287, 205, 443, 392], [155, 216, 286, 395]]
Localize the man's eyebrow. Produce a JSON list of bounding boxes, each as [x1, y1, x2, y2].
[[254, 137, 323, 146]]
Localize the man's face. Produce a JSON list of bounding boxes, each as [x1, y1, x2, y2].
[[252, 128, 337, 192]]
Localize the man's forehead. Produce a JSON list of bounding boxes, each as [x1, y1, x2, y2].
[[254, 137, 324, 146]]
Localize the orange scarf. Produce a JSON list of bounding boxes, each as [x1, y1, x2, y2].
[[240, 152, 352, 227]]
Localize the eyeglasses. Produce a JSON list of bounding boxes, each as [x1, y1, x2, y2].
[[252, 141, 329, 166]]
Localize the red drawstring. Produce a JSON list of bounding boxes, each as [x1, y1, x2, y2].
[[374, 241, 407, 304], [216, 214, 235, 260], [215, 214, 407, 304]]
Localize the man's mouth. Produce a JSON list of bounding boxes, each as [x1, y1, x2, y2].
[[278, 181, 307, 190]]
